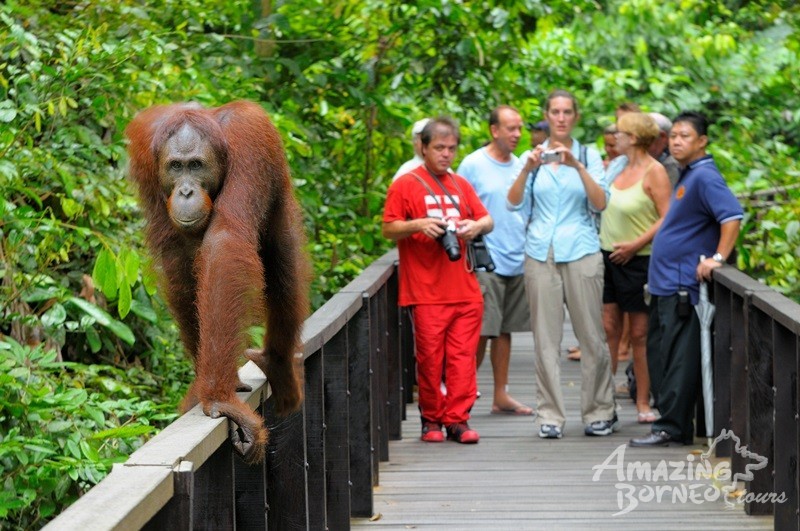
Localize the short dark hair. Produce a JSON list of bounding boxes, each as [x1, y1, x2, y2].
[[545, 89, 578, 114], [420, 116, 461, 146], [672, 111, 709, 137], [489, 105, 520, 128], [528, 120, 550, 133]]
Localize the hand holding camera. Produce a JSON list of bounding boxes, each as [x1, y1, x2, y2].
[[540, 149, 561, 164], [439, 218, 496, 271], [546, 142, 582, 169], [439, 219, 461, 261]]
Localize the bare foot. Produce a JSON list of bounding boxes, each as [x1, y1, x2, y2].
[[491, 397, 534, 416]]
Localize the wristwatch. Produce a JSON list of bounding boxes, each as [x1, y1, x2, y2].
[[712, 252, 724, 264]]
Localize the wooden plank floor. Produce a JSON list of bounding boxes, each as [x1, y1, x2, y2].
[[352, 325, 774, 530]]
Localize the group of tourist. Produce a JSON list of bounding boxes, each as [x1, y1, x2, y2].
[[382, 89, 743, 448]]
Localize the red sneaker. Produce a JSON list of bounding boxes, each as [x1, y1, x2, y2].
[[421, 421, 444, 442], [446, 422, 479, 444]]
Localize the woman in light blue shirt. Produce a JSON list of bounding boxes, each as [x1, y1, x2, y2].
[[507, 89, 616, 440]]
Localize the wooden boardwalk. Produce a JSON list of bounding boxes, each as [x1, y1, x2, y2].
[[352, 329, 774, 530]]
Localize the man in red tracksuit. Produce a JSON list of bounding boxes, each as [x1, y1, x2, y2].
[[383, 116, 493, 444]]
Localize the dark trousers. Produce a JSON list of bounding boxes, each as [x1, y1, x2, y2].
[[647, 294, 701, 444]]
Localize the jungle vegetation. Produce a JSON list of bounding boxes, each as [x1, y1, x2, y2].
[[1, 0, 799, 527]]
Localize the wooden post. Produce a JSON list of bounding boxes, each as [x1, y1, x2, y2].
[[386, 273, 404, 437], [193, 441, 235, 529], [265, 401, 308, 530], [304, 351, 327, 529], [143, 461, 194, 530], [372, 286, 390, 462], [745, 295, 774, 516], [759, 290, 800, 528], [234, 450, 267, 529], [401, 306, 415, 406], [713, 269, 774, 468], [773, 318, 798, 529], [730, 291, 748, 477], [713, 281, 733, 457], [324, 326, 351, 530], [348, 298, 375, 517]]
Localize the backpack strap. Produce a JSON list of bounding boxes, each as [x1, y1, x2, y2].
[[579, 143, 603, 233], [526, 164, 540, 227]]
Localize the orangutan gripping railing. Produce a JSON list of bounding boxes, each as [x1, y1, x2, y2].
[[44, 249, 414, 531]]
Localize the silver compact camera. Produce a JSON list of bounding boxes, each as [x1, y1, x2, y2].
[[540, 149, 560, 164]]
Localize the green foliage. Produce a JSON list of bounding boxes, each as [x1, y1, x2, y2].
[[1, 0, 800, 526], [264, 0, 800, 298], [0, 337, 187, 529]]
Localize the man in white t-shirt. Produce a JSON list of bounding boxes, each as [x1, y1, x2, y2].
[[392, 118, 430, 181]]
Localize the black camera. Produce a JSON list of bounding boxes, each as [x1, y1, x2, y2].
[[469, 235, 496, 272], [439, 219, 461, 261]]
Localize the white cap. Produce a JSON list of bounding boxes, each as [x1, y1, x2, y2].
[[649, 112, 673, 133], [411, 118, 431, 138]]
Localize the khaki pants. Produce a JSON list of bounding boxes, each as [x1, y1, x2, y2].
[[523, 249, 615, 427]]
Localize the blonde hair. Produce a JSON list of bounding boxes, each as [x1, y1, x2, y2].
[[618, 112, 659, 148]]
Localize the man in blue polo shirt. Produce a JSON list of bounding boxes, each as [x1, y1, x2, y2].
[[630, 111, 743, 447]]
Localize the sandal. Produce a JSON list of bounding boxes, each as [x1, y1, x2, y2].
[[637, 411, 657, 424]]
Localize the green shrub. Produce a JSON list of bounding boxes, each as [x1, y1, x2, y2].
[[0, 337, 189, 529], [2, 0, 800, 526]]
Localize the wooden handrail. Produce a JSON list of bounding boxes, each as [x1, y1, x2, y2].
[[44, 248, 412, 530], [44, 252, 799, 530], [711, 266, 800, 530]]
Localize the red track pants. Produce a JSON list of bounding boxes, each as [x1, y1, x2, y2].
[[412, 302, 482, 425]]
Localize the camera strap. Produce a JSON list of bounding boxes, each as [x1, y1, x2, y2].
[[409, 170, 451, 217], [410, 168, 471, 219], [433, 172, 475, 219], [428, 171, 491, 273], [409, 169, 483, 273], [527, 143, 587, 227]]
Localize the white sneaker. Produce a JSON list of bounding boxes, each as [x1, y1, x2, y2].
[[539, 424, 562, 439]]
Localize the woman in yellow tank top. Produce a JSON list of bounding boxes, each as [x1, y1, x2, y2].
[[600, 112, 672, 424]]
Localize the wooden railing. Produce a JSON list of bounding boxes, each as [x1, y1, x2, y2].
[[711, 266, 800, 531], [41, 253, 800, 530], [736, 183, 800, 208], [44, 248, 414, 530]]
